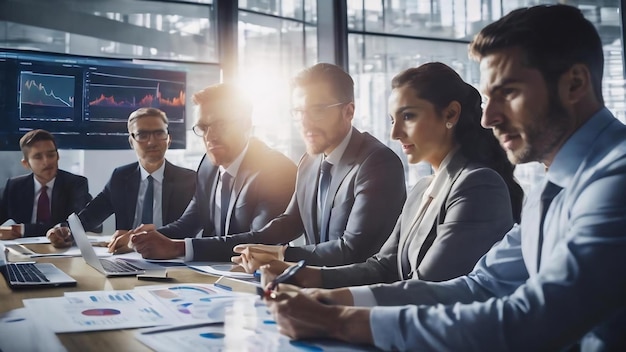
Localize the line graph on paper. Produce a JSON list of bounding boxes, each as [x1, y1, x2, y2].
[[20, 72, 75, 108]]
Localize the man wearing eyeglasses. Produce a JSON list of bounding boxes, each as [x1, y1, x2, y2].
[[0, 129, 96, 239], [125, 64, 406, 265], [47, 107, 196, 248], [226, 63, 407, 266], [106, 83, 297, 258]]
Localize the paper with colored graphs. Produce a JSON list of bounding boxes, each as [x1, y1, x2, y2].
[[21, 284, 257, 333], [134, 299, 375, 352], [132, 283, 254, 322], [23, 289, 178, 333]]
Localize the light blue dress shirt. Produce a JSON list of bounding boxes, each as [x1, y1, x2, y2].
[[365, 108, 626, 351]]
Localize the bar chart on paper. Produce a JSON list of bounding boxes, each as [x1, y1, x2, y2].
[[22, 290, 176, 332]]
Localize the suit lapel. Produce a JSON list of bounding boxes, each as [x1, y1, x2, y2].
[[21, 175, 36, 222], [397, 177, 432, 274], [320, 129, 362, 239], [125, 165, 141, 227], [227, 149, 254, 235], [402, 153, 468, 272], [50, 172, 63, 220], [298, 154, 321, 244], [161, 161, 173, 222]]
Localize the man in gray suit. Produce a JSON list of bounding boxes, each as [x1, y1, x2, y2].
[[129, 64, 406, 265]]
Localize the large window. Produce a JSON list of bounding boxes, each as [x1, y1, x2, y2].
[[347, 0, 625, 192], [238, 1, 317, 161]]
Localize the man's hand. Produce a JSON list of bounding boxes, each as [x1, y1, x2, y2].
[[266, 284, 372, 344], [231, 244, 287, 273], [46, 226, 73, 248], [107, 224, 156, 254], [0, 225, 21, 240], [256, 260, 323, 288], [130, 230, 185, 259]]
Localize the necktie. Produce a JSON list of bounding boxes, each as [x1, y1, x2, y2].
[[141, 175, 154, 224], [220, 172, 233, 235], [536, 181, 562, 270], [36, 185, 50, 224], [318, 160, 333, 243]]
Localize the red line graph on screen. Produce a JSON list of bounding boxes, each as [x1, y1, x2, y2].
[[89, 83, 185, 108], [22, 79, 74, 108]]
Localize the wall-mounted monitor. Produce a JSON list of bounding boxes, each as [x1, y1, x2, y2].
[[0, 49, 187, 150]]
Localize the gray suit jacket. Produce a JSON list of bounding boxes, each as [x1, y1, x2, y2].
[[192, 127, 406, 265], [178, 138, 297, 259], [321, 153, 514, 288]]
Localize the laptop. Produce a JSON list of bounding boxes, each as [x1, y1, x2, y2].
[[67, 213, 151, 277], [0, 243, 76, 288]]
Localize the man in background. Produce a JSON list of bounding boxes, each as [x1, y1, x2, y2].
[[107, 83, 297, 259], [47, 107, 196, 247], [0, 129, 95, 239]]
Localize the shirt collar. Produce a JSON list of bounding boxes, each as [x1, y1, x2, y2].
[[140, 161, 166, 183], [426, 146, 459, 198], [34, 177, 56, 193], [547, 107, 614, 188], [324, 127, 353, 166], [219, 141, 250, 178]]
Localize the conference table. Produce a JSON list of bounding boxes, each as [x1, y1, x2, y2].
[[0, 243, 222, 352]]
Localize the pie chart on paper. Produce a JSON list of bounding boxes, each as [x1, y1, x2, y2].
[[81, 308, 121, 316]]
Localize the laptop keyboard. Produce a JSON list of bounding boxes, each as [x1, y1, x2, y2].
[[100, 259, 142, 273], [8, 263, 49, 283]]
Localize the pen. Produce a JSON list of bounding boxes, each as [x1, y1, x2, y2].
[[257, 260, 306, 299], [140, 321, 220, 335]]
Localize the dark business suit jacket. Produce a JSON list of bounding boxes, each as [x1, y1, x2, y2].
[[320, 153, 515, 288], [191, 128, 406, 265], [0, 169, 94, 237], [160, 138, 297, 242], [78, 160, 196, 231]]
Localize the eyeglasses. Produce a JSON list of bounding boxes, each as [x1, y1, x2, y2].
[[290, 102, 347, 121], [192, 120, 232, 137], [130, 130, 169, 142]]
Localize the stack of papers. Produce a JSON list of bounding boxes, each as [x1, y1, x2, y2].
[[22, 284, 252, 333], [16, 283, 375, 351]]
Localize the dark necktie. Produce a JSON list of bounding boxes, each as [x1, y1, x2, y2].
[[536, 181, 562, 270], [36, 185, 50, 224], [141, 175, 154, 224], [318, 160, 333, 243], [220, 172, 233, 235]]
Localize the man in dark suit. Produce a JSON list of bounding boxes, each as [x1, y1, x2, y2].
[[128, 64, 406, 265], [0, 129, 95, 239], [47, 108, 196, 247], [107, 84, 297, 258]]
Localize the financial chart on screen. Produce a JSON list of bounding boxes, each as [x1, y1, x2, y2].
[[0, 49, 187, 150]]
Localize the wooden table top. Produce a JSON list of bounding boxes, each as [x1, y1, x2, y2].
[[1, 243, 220, 352]]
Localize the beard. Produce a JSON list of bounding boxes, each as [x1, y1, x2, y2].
[[302, 129, 330, 156], [506, 95, 571, 165]]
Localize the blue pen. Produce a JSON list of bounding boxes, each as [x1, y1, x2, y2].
[[256, 260, 306, 298]]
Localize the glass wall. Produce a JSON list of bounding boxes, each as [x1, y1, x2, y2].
[[237, 0, 318, 161], [347, 0, 625, 192]]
